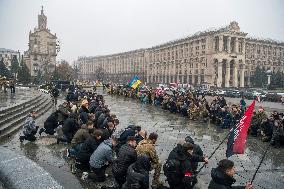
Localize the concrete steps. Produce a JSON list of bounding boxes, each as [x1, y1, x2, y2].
[[0, 94, 53, 141], [0, 94, 42, 120], [0, 95, 46, 128]]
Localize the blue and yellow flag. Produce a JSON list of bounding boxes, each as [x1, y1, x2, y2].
[[129, 76, 141, 89]]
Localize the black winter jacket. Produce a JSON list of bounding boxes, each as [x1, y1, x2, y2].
[[97, 114, 106, 128], [122, 155, 151, 189], [119, 127, 136, 145], [208, 168, 245, 189], [79, 106, 89, 124], [100, 128, 113, 141], [112, 143, 137, 176], [76, 137, 102, 163], [184, 136, 203, 171], [51, 88, 59, 97], [94, 110, 103, 128], [166, 144, 205, 183], [44, 112, 58, 131], [62, 117, 78, 135]]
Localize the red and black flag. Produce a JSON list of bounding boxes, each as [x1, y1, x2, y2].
[[226, 100, 256, 158]]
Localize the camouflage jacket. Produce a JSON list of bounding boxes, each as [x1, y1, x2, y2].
[[256, 112, 268, 124], [136, 139, 159, 165]]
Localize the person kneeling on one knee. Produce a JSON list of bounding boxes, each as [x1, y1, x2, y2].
[[89, 137, 118, 182], [68, 121, 95, 157], [20, 111, 39, 142]]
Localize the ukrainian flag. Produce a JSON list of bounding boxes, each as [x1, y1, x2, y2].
[[129, 76, 141, 89]]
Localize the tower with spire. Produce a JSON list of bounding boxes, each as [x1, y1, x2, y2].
[[38, 6, 47, 30], [23, 6, 59, 79]]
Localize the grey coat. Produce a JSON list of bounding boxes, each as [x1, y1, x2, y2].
[[89, 139, 113, 168]]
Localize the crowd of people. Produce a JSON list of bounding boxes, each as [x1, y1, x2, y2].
[[107, 84, 284, 148], [18, 83, 279, 189], [0, 75, 16, 93]]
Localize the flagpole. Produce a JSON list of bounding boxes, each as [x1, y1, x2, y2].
[[196, 100, 255, 175], [251, 145, 269, 184], [196, 131, 231, 174]]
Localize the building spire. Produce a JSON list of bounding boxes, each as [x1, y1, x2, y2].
[[38, 6, 47, 30]]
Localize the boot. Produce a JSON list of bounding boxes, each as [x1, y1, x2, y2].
[[39, 128, 44, 136], [19, 136, 25, 143], [152, 180, 164, 188]]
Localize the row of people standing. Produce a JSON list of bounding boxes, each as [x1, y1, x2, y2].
[[0, 75, 16, 93]]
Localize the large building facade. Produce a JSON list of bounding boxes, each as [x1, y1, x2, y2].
[[24, 7, 58, 78], [77, 21, 284, 87]]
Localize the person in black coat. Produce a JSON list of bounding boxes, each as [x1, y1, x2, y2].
[[79, 99, 90, 124], [66, 91, 75, 102], [94, 107, 104, 128], [51, 87, 59, 106], [164, 143, 208, 189], [219, 97, 227, 108], [112, 136, 138, 188], [39, 111, 59, 135], [117, 125, 141, 151], [89, 100, 98, 113], [208, 159, 252, 189], [184, 135, 203, 172], [57, 113, 79, 143], [100, 121, 115, 141], [97, 109, 110, 128], [75, 130, 103, 168], [135, 130, 147, 144], [122, 155, 151, 189]]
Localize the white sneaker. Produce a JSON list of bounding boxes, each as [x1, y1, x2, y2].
[[71, 163, 77, 174], [81, 172, 88, 180], [66, 149, 70, 158]]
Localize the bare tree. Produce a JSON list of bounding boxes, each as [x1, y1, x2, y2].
[[94, 66, 105, 81]]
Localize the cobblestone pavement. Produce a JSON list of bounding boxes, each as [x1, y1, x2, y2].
[[1, 89, 284, 189]]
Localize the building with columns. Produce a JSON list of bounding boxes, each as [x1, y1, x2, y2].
[[77, 21, 284, 87], [23, 6, 58, 78]]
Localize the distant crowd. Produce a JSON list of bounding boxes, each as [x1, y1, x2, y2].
[[107, 84, 284, 148]]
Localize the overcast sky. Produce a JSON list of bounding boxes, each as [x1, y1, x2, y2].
[[1, 0, 284, 63]]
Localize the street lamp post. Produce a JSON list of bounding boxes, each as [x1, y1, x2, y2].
[[266, 70, 272, 86], [54, 40, 60, 80]]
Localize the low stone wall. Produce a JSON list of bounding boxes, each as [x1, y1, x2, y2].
[[0, 147, 63, 189]]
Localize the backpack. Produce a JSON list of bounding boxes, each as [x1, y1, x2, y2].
[[163, 159, 180, 177], [163, 159, 197, 189]]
